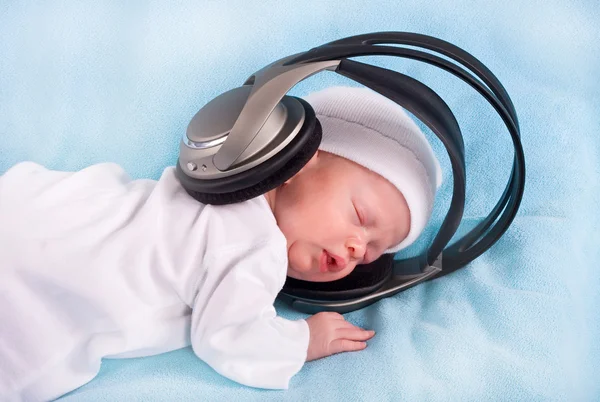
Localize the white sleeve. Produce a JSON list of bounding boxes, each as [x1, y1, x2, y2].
[[189, 236, 309, 390]]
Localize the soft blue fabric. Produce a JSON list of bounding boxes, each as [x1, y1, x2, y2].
[[1, 1, 599, 400]]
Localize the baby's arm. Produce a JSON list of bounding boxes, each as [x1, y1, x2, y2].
[[189, 236, 374, 389], [189, 237, 309, 389]]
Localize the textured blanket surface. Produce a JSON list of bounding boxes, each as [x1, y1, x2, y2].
[[0, 0, 598, 400]]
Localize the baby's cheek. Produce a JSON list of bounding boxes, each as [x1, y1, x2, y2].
[[302, 206, 327, 228], [287, 241, 312, 274]]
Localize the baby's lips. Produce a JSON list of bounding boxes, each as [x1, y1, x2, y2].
[[319, 250, 329, 273], [327, 251, 347, 272]]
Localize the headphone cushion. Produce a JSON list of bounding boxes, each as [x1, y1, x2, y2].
[[177, 98, 322, 205], [281, 254, 395, 301]]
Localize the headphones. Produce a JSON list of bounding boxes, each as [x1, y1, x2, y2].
[[175, 31, 525, 314]]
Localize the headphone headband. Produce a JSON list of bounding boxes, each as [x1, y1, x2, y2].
[[280, 32, 525, 312]]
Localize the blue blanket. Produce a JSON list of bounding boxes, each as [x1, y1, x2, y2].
[[1, 1, 598, 400]]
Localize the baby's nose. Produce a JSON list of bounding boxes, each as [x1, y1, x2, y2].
[[347, 241, 366, 261]]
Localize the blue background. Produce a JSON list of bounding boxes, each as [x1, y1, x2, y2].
[[1, 0, 598, 400]]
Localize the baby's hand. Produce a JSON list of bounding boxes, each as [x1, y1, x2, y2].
[[305, 312, 375, 361]]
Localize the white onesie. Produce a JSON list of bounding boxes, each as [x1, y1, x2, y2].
[[0, 161, 309, 401]]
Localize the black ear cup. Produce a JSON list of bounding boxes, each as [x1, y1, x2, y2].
[[175, 97, 322, 205], [281, 254, 395, 301]]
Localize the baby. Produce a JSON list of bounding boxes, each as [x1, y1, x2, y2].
[[0, 86, 442, 401]]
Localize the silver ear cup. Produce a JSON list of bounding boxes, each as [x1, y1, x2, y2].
[[179, 85, 306, 180], [175, 96, 321, 202]]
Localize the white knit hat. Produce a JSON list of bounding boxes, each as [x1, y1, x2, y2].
[[302, 85, 443, 252]]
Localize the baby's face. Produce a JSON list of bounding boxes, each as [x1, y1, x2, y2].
[[265, 151, 410, 282]]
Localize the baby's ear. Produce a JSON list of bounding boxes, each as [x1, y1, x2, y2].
[[284, 150, 320, 185]]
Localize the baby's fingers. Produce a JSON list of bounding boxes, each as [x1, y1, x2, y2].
[[330, 339, 367, 355], [337, 328, 375, 341]]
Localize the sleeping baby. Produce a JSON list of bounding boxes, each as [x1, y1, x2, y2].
[[0, 85, 442, 401]]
